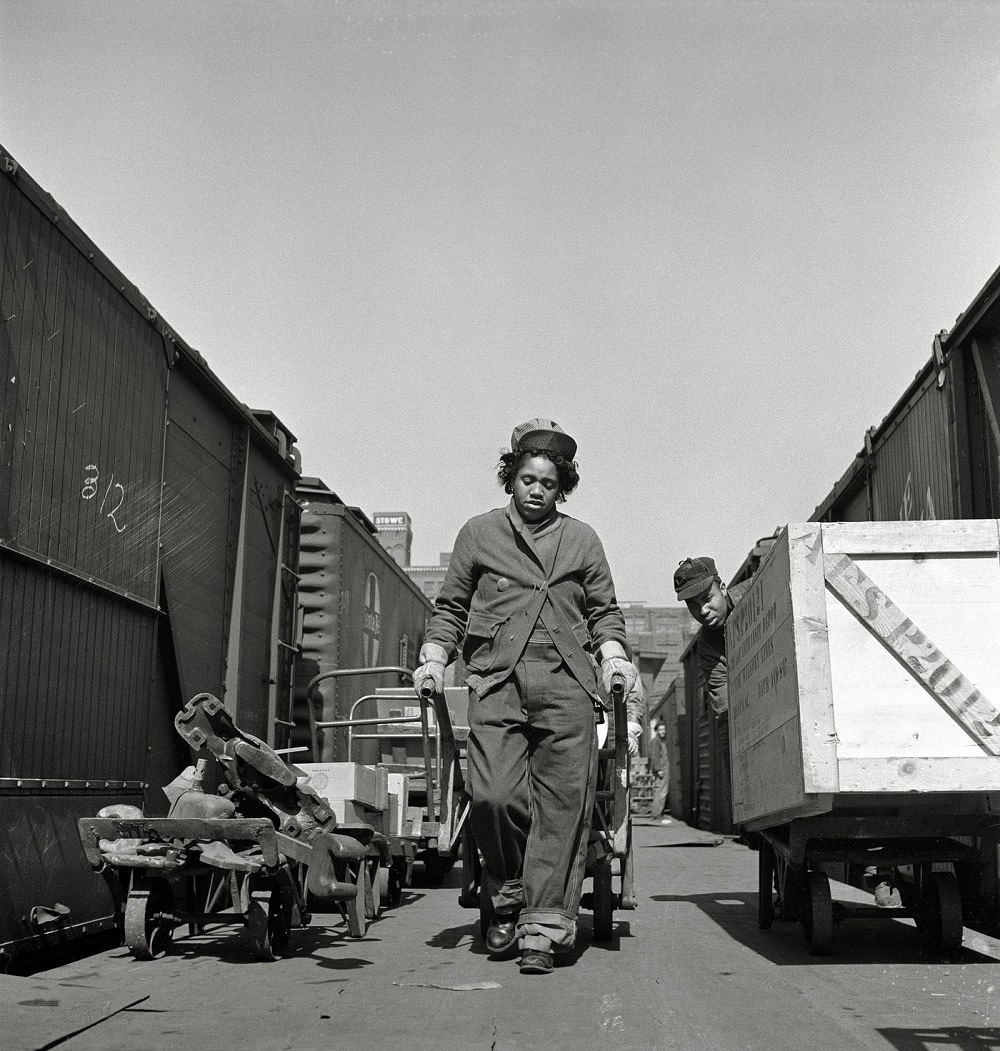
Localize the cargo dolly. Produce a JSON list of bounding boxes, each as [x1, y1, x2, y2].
[[78, 693, 382, 961], [305, 666, 469, 894], [753, 800, 993, 956], [728, 521, 1000, 958], [458, 674, 637, 943]]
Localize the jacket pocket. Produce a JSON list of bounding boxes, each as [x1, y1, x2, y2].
[[463, 613, 506, 672], [570, 619, 591, 649]]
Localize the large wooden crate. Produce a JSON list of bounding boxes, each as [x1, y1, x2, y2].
[[727, 521, 1000, 828]]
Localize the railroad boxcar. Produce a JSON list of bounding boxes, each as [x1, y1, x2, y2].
[[293, 477, 434, 764], [808, 263, 1000, 931], [0, 145, 300, 965], [812, 264, 1000, 525]]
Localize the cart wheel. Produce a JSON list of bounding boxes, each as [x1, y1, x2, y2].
[[387, 861, 405, 907], [247, 884, 292, 961], [592, 863, 615, 942], [365, 859, 382, 920], [345, 865, 368, 939], [779, 862, 803, 923], [758, 841, 775, 930], [923, 871, 963, 956], [423, 850, 455, 885], [459, 824, 481, 909], [124, 881, 174, 960], [479, 871, 493, 939], [422, 852, 444, 885], [800, 870, 833, 956], [376, 865, 391, 910]]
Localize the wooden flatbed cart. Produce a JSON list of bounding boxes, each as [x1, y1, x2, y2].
[[458, 676, 637, 943], [753, 799, 994, 955], [305, 666, 469, 893], [729, 521, 1000, 958]]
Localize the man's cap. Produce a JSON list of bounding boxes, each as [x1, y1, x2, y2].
[[510, 418, 577, 460], [674, 556, 719, 600]]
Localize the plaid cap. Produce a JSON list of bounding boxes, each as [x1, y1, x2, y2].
[[510, 418, 577, 460], [674, 556, 719, 600]]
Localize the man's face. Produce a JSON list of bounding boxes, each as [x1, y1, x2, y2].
[[655, 724, 667, 738], [513, 454, 560, 522], [685, 579, 729, 628]]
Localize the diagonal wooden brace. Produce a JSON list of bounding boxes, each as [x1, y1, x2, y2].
[[824, 552, 1000, 755]]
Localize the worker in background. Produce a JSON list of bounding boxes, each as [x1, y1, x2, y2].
[[648, 720, 670, 818], [674, 557, 750, 814], [413, 418, 637, 976]]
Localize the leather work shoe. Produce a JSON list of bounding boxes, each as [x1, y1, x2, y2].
[[519, 949, 554, 975], [485, 911, 519, 954]]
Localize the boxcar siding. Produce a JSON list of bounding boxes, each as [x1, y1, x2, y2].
[[1, 178, 166, 604], [1, 148, 301, 961], [873, 379, 954, 522], [160, 367, 243, 703], [231, 439, 301, 744]]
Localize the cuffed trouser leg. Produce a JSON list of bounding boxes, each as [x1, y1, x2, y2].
[[468, 643, 597, 951], [468, 684, 530, 916]]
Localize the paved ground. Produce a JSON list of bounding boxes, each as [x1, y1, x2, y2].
[[6, 818, 1000, 1050]]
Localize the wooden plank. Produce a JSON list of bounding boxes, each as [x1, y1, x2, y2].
[[731, 721, 810, 825], [728, 529, 798, 753], [78, 817, 280, 867], [821, 519, 1000, 555], [788, 524, 839, 792], [824, 552, 1000, 755], [729, 528, 819, 823], [838, 756, 1000, 792]]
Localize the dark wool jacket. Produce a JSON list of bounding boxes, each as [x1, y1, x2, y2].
[[424, 502, 628, 702], [698, 578, 751, 716]]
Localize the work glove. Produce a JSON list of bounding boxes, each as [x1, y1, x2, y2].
[[413, 643, 448, 697], [601, 655, 637, 697], [626, 721, 643, 758]]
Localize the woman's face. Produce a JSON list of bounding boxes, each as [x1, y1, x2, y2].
[[512, 454, 560, 522]]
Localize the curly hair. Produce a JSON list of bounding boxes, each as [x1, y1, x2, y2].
[[496, 448, 580, 501]]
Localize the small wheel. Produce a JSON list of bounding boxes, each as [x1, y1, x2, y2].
[[375, 865, 391, 910], [758, 842, 775, 930], [124, 881, 174, 960], [923, 871, 963, 955], [592, 863, 615, 942], [344, 864, 368, 939], [247, 884, 292, 961], [479, 871, 493, 939], [423, 852, 445, 885], [368, 861, 382, 920], [779, 863, 803, 923], [459, 825, 481, 909], [387, 861, 405, 907], [423, 850, 454, 885], [801, 870, 833, 956]]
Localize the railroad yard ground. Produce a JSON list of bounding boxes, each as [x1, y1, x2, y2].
[[7, 817, 1000, 1051]]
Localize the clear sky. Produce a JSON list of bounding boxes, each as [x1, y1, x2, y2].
[[3, 0, 999, 605]]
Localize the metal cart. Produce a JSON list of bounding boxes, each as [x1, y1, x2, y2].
[[305, 667, 470, 893], [77, 692, 382, 961]]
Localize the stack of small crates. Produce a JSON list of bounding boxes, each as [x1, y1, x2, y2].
[[629, 756, 656, 816]]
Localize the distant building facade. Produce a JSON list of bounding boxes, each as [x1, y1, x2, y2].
[[403, 554, 451, 603], [372, 512, 412, 568], [373, 511, 451, 601], [619, 602, 699, 727]]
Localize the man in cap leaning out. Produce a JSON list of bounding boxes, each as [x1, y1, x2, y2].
[[674, 556, 749, 815]]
